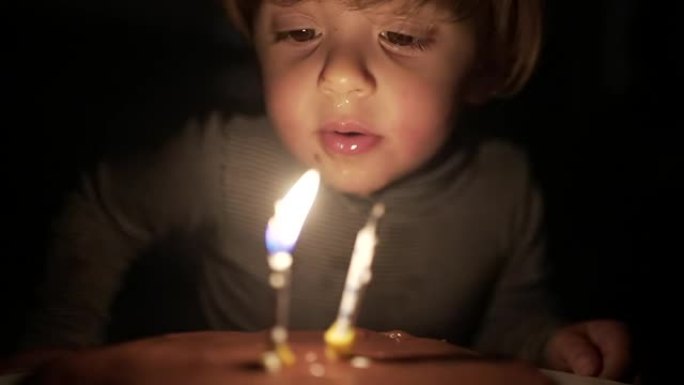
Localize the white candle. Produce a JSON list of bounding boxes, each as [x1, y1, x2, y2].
[[325, 202, 385, 357], [263, 169, 320, 371]]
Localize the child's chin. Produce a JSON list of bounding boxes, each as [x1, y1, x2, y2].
[[322, 172, 388, 198]]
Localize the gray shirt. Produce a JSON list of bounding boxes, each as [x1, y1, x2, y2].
[[24, 112, 562, 363]]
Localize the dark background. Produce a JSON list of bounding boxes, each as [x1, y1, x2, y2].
[[3, 0, 680, 383]]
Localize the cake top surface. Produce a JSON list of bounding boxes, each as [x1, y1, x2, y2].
[[23, 330, 555, 385]]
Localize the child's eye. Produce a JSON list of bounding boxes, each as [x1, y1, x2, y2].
[[275, 28, 321, 43], [379, 31, 432, 51]]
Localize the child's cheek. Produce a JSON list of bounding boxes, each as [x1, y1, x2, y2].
[[264, 76, 304, 131], [392, 81, 456, 161], [263, 61, 318, 125], [403, 120, 451, 166]]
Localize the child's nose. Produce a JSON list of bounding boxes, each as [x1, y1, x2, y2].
[[318, 48, 375, 102]]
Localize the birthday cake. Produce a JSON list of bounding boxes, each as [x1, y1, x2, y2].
[[23, 329, 553, 385], [17, 173, 556, 384]]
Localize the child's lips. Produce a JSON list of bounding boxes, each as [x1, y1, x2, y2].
[[319, 121, 382, 155]]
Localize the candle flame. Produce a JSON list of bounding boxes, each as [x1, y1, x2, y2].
[[266, 169, 321, 254]]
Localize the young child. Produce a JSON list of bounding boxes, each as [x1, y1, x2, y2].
[[16, 0, 630, 381]]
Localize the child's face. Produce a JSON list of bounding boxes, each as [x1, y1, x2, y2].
[[254, 0, 475, 196]]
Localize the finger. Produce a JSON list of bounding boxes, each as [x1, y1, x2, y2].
[[553, 330, 602, 377], [588, 321, 631, 379]]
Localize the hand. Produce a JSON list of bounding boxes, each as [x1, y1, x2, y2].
[[545, 319, 631, 380]]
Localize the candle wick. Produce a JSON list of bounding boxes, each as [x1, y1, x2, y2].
[[371, 202, 386, 220]]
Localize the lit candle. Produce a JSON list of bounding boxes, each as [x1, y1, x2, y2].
[[325, 202, 385, 357], [263, 169, 320, 371]]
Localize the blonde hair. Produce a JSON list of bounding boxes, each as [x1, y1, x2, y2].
[[224, 0, 542, 98]]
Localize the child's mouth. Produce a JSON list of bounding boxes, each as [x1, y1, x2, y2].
[[319, 122, 381, 155], [337, 131, 363, 137]]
